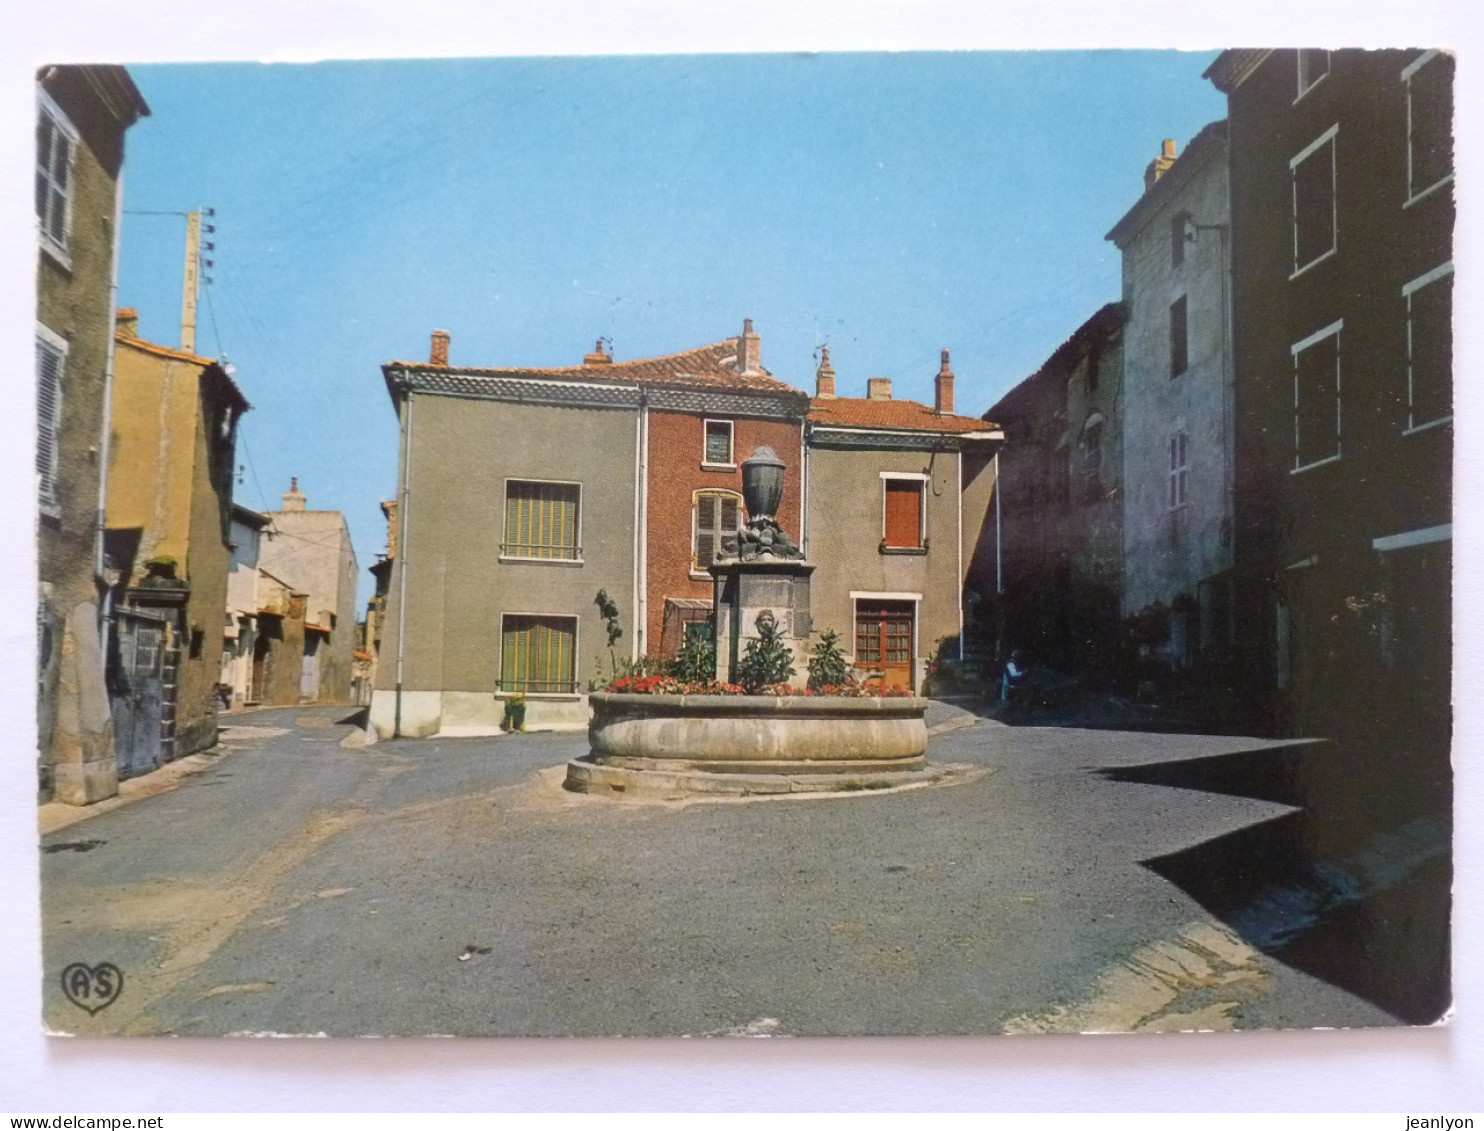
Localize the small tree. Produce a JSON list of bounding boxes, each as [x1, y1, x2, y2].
[[736, 610, 795, 692], [672, 628, 716, 683], [807, 629, 852, 691], [595, 589, 624, 680]]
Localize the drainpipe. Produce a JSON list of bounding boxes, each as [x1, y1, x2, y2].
[[801, 423, 811, 558], [636, 391, 649, 659], [95, 169, 126, 679], [631, 393, 643, 663], [957, 448, 964, 662], [393, 388, 413, 737], [994, 449, 1003, 660]]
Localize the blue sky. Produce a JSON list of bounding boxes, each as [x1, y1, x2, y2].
[[115, 52, 1226, 606]]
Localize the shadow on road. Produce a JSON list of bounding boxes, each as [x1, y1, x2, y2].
[[1111, 733, 1453, 1026]]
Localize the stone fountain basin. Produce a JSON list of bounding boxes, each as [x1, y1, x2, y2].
[[583, 691, 929, 775]]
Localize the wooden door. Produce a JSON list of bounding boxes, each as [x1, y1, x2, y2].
[[110, 611, 165, 779], [854, 600, 915, 690]]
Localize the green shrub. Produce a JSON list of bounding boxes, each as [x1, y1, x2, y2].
[[736, 611, 795, 693], [807, 629, 852, 691], [672, 631, 716, 683]]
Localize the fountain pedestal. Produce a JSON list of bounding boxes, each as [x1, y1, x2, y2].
[[710, 558, 815, 690]]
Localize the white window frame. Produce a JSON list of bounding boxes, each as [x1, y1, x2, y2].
[[1289, 125, 1339, 279], [1295, 49, 1331, 102], [701, 418, 735, 469], [1403, 50, 1453, 208], [691, 488, 744, 579], [499, 477, 583, 564], [1291, 319, 1344, 474], [1402, 261, 1453, 435], [498, 611, 581, 698], [36, 88, 79, 269], [36, 322, 67, 517], [880, 472, 928, 551], [1168, 430, 1189, 511]]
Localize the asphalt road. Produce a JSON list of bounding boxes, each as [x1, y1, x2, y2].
[[39, 703, 1438, 1036]]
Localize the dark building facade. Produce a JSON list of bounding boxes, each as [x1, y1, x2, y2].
[[981, 302, 1127, 681], [1206, 49, 1453, 746]]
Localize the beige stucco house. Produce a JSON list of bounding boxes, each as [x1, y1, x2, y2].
[[804, 349, 1000, 691]]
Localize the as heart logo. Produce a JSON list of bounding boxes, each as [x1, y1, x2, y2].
[[61, 962, 124, 1015]]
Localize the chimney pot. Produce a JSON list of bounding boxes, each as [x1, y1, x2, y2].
[[1144, 138, 1179, 190], [738, 318, 761, 375], [283, 477, 307, 512], [583, 338, 612, 365], [867, 376, 892, 401], [935, 348, 955, 414], [430, 328, 451, 366], [815, 345, 836, 399]]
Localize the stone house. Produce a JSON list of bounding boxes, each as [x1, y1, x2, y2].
[[104, 311, 250, 768], [1205, 49, 1453, 744], [370, 322, 809, 738], [220, 502, 271, 708], [35, 64, 149, 804], [805, 348, 1000, 691], [1106, 122, 1235, 672], [983, 303, 1127, 680], [257, 479, 360, 704]]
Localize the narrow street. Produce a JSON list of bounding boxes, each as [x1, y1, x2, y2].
[[39, 704, 1442, 1037]]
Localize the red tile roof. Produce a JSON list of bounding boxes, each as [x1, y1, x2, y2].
[[391, 337, 802, 397], [808, 396, 995, 434]]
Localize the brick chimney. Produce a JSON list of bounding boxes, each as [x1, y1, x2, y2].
[[430, 328, 450, 366], [737, 318, 761, 375], [116, 307, 139, 338], [1144, 139, 1178, 191], [867, 376, 892, 401], [815, 345, 836, 398], [583, 338, 612, 365], [282, 476, 307, 511], [935, 348, 955, 414]]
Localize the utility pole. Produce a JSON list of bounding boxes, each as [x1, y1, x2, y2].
[[180, 209, 200, 353]]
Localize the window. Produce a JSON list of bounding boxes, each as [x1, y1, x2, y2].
[[502, 480, 580, 561], [1170, 295, 1188, 377], [1292, 320, 1343, 471], [882, 476, 926, 550], [693, 490, 742, 571], [1291, 127, 1338, 275], [36, 90, 77, 262], [500, 614, 577, 694], [36, 326, 65, 511], [1404, 262, 1453, 432], [1297, 49, 1330, 99], [1080, 422, 1103, 504], [703, 419, 734, 466], [1168, 431, 1189, 510], [1171, 213, 1187, 268], [1404, 51, 1454, 204]]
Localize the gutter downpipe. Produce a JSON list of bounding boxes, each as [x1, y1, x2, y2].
[[800, 421, 809, 557], [956, 448, 964, 663], [393, 385, 413, 738], [95, 169, 125, 680], [631, 393, 645, 663], [994, 449, 1003, 660], [636, 391, 649, 660]]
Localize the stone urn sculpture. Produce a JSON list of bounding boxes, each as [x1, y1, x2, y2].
[[742, 445, 786, 522]]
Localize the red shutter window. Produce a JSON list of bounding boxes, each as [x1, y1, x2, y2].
[[883, 480, 923, 549]]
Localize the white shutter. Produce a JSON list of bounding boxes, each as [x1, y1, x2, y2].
[[36, 335, 63, 506]]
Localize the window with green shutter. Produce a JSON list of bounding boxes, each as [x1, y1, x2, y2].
[[693, 490, 742, 571], [501, 615, 577, 694], [502, 480, 580, 560]]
